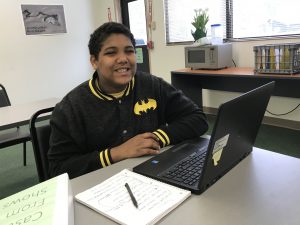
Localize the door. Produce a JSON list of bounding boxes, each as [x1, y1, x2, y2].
[[121, 0, 150, 73]]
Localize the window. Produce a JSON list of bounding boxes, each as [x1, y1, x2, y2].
[[165, 0, 226, 43], [121, 0, 147, 45], [127, 0, 147, 45], [164, 0, 300, 43], [232, 0, 300, 39]]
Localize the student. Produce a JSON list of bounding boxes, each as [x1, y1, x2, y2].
[[48, 22, 208, 179]]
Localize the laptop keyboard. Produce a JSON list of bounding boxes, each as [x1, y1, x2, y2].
[[161, 147, 207, 186]]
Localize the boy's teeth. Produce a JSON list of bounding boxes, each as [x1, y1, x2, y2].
[[117, 68, 127, 72]]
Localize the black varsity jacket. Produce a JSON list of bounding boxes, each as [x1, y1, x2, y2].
[[48, 71, 208, 178]]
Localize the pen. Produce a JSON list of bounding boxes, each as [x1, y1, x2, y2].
[[125, 183, 138, 208]]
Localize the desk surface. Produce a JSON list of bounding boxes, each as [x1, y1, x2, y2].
[[174, 67, 300, 79], [71, 147, 300, 225], [171, 67, 300, 110], [0, 97, 60, 130]]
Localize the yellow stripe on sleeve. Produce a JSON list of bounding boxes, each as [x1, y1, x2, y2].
[[153, 131, 166, 147], [157, 129, 170, 145], [99, 151, 106, 167], [104, 149, 111, 166]]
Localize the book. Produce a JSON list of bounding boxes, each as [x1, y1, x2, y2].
[[75, 169, 191, 225], [0, 173, 74, 225]]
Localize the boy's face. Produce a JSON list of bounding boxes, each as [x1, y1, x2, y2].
[[90, 33, 137, 94]]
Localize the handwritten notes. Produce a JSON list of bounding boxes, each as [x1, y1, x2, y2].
[[75, 169, 191, 225]]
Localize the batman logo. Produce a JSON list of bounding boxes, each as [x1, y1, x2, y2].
[[134, 98, 157, 115]]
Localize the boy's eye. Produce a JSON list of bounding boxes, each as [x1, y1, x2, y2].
[[105, 51, 115, 55], [126, 49, 135, 53], [103, 47, 135, 56]]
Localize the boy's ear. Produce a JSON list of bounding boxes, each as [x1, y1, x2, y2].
[[90, 55, 97, 70]]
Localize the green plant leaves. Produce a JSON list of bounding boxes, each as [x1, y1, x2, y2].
[[191, 8, 209, 40]]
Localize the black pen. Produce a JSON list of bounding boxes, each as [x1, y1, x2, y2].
[[125, 183, 138, 208]]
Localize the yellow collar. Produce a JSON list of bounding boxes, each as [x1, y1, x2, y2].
[[89, 72, 135, 100]]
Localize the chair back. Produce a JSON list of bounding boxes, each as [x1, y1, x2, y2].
[[29, 107, 54, 182], [0, 83, 11, 107]]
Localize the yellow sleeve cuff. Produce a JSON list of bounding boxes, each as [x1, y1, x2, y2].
[[99, 148, 112, 168], [153, 129, 170, 147]]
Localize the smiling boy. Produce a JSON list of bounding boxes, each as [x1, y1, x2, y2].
[[48, 22, 208, 179]]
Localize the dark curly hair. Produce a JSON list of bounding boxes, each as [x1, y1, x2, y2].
[[88, 22, 136, 59]]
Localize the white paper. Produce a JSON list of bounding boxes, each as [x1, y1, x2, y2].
[[75, 169, 191, 225]]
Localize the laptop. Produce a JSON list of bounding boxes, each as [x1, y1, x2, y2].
[[133, 81, 275, 194]]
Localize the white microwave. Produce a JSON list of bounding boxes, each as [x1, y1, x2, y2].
[[185, 43, 232, 70]]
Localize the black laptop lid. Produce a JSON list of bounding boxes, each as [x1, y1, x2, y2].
[[198, 81, 275, 192], [133, 82, 275, 195]]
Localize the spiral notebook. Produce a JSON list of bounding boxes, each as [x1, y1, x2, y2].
[[75, 169, 191, 225]]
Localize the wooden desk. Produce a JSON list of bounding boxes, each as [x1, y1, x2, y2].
[[71, 147, 300, 225], [0, 98, 60, 130], [171, 67, 300, 107]]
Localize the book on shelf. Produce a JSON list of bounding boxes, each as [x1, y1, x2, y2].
[[0, 173, 74, 225], [75, 169, 191, 225]]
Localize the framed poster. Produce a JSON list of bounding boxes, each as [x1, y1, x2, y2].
[[21, 5, 67, 35]]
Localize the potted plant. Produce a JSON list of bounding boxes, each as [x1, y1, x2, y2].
[[191, 8, 209, 42]]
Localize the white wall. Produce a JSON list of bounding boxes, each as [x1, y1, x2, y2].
[[1, 0, 299, 123], [0, 0, 108, 105]]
